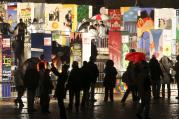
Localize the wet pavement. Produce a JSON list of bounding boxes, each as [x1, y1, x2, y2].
[[0, 91, 179, 119]]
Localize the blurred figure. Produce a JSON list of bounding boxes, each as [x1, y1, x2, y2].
[[67, 61, 81, 112], [103, 60, 117, 102], [149, 55, 163, 99], [0, 17, 13, 36], [51, 63, 69, 119], [98, 21, 107, 48], [14, 19, 27, 60], [136, 61, 151, 119], [160, 56, 173, 98], [121, 61, 138, 103], [87, 56, 99, 102], [37, 54, 48, 71], [24, 64, 39, 113], [14, 66, 25, 108], [91, 39, 98, 60], [40, 69, 53, 113], [80, 61, 90, 109], [173, 55, 179, 99]]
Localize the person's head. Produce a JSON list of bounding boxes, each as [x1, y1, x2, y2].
[[106, 60, 114, 67], [20, 18, 23, 23], [130, 49, 136, 52], [40, 54, 45, 60], [152, 54, 156, 59], [83, 61, 87, 67], [33, 18, 38, 23], [91, 39, 95, 44], [72, 61, 78, 69], [176, 55, 179, 62], [39, 62, 45, 70], [89, 56, 96, 62]]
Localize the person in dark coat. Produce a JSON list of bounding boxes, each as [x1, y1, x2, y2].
[[24, 64, 39, 113], [80, 61, 91, 109], [173, 55, 179, 99], [87, 56, 99, 102], [121, 61, 138, 103], [149, 55, 163, 99], [51, 63, 69, 119], [40, 69, 53, 113], [67, 61, 81, 112], [103, 60, 117, 102], [136, 61, 151, 119]]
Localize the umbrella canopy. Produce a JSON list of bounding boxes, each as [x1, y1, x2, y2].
[[91, 14, 110, 21], [125, 52, 146, 63]]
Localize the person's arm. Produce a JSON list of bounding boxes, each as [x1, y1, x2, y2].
[[51, 63, 60, 76]]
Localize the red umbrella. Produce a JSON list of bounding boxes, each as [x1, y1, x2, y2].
[[91, 14, 110, 21], [125, 52, 146, 63]]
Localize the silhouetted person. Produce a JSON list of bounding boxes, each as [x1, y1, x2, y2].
[[0, 17, 13, 36], [67, 61, 81, 112], [87, 56, 99, 102], [91, 39, 98, 60], [14, 18, 27, 57], [80, 61, 91, 109], [51, 63, 69, 119], [149, 55, 163, 99], [136, 61, 151, 119], [37, 54, 48, 71], [14, 66, 25, 108], [24, 64, 39, 113], [103, 60, 117, 102], [121, 62, 138, 103], [40, 69, 53, 113], [173, 55, 179, 99]]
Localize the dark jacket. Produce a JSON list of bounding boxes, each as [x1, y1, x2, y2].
[[24, 68, 39, 90], [149, 57, 163, 81], [80, 65, 91, 90], [103, 66, 117, 88], [68, 67, 82, 90], [86, 61, 99, 83], [174, 62, 179, 81]]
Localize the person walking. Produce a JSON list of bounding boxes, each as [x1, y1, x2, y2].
[[149, 55, 163, 99], [173, 55, 179, 99], [136, 60, 151, 119], [51, 63, 69, 119], [121, 61, 138, 103], [87, 56, 99, 102], [24, 63, 39, 113], [67, 61, 81, 112], [14, 66, 25, 108], [103, 60, 117, 102], [80, 61, 91, 109], [40, 69, 53, 113]]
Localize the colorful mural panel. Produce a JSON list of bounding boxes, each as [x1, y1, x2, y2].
[[108, 9, 121, 31], [7, 3, 17, 29]]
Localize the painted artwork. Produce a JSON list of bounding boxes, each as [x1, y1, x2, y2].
[[108, 9, 121, 31], [70, 32, 82, 67], [7, 3, 17, 29], [34, 3, 45, 23], [17, 3, 33, 25], [0, 4, 7, 20], [150, 29, 163, 58], [137, 8, 154, 38], [176, 10, 179, 55], [121, 7, 138, 34], [162, 30, 172, 57], [108, 31, 122, 70], [154, 8, 175, 30], [0, 35, 2, 82]]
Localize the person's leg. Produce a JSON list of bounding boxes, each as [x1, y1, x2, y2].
[[136, 98, 145, 119], [121, 86, 131, 103], [58, 98, 67, 119], [176, 80, 179, 99], [75, 90, 80, 112], [152, 81, 157, 98], [162, 84, 165, 97], [90, 83, 96, 101], [156, 80, 161, 98], [109, 87, 114, 102], [167, 83, 171, 98], [81, 89, 86, 108], [104, 87, 108, 102], [68, 89, 74, 111]]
